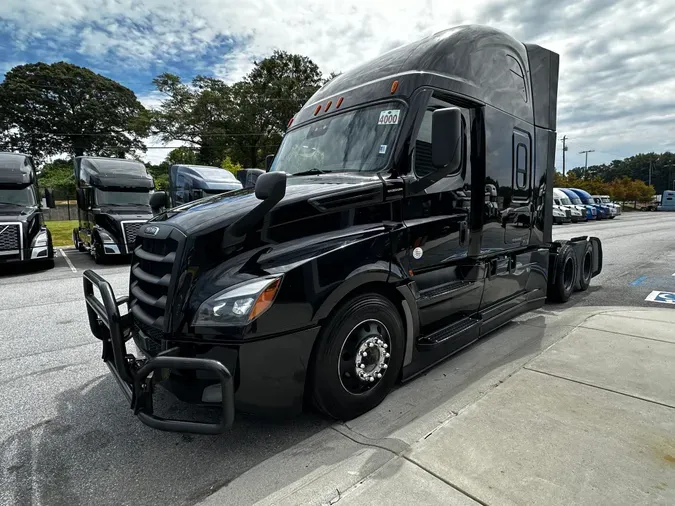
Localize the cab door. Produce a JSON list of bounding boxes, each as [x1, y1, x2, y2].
[[402, 94, 483, 343]]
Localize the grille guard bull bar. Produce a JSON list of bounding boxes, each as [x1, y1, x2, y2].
[[82, 269, 235, 434]]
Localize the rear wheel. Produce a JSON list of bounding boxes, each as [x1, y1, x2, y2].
[[576, 242, 593, 292], [548, 244, 577, 303], [309, 293, 404, 421]]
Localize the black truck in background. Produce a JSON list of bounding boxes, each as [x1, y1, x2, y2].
[[83, 25, 603, 434], [167, 164, 244, 207], [0, 152, 56, 268], [73, 156, 155, 264]]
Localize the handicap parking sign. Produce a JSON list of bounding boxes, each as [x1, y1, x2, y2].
[[645, 291, 675, 304]]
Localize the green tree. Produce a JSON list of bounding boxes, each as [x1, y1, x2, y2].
[[151, 73, 236, 166], [150, 51, 326, 168], [221, 156, 243, 176], [0, 62, 149, 161], [38, 158, 76, 197], [166, 147, 198, 165]]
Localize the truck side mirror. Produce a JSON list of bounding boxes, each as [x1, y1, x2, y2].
[[265, 154, 275, 172], [255, 171, 287, 201], [431, 107, 462, 172], [150, 191, 168, 210], [76, 188, 88, 211], [44, 189, 56, 209]]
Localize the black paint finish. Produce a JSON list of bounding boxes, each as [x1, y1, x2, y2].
[[84, 25, 596, 423]]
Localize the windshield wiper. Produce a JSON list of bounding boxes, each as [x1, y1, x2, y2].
[[291, 168, 334, 177]]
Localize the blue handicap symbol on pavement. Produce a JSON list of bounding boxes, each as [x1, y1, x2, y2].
[[645, 291, 675, 304]]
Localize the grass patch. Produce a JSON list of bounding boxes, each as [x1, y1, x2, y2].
[[46, 220, 78, 248]]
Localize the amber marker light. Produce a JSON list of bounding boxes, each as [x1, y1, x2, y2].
[[249, 278, 282, 321], [336, 97, 344, 108], [390, 80, 399, 94]]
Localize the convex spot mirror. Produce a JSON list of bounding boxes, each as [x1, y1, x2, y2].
[[431, 107, 462, 173]]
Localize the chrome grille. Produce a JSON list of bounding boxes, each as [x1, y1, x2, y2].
[[0, 223, 20, 251], [565, 209, 571, 218], [122, 221, 146, 246]]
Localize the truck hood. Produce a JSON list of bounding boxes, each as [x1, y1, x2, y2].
[[0, 205, 35, 222], [151, 173, 385, 236]]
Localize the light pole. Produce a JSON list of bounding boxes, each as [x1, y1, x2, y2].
[[579, 150, 594, 177]]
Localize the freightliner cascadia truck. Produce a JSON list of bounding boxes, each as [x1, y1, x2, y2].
[[82, 25, 603, 434], [0, 152, 56, 267]]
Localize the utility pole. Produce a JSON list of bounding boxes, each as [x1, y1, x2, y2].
[[561, 135, 568, 176], [579, 149, 594, 177]]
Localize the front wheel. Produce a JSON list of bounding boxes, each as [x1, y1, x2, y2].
[[309, 293, 405, 421], [92, 238, 105, 265]]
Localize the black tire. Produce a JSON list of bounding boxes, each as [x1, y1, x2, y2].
[[309, 293, 405, 421], [92, 237, 105, 264], [548, 244, 577, 303], [43, 259, 55, 270], [576, 241, 593, 292]]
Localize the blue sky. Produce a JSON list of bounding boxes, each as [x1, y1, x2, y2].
[[1, 0, 674, 165]]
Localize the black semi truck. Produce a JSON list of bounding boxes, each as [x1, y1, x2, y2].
[[83, 25, 603, 434], [167, 164, 243, 207], [73, 156, 155, 263], [0, 152, 56, 268]]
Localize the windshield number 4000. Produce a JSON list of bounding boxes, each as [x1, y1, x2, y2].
[[378, 110, 401, 125]]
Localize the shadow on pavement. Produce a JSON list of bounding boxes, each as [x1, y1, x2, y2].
[[0, 375, 329, 506]]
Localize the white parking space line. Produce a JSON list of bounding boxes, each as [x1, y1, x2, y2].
[[60, 249, 77, 272]]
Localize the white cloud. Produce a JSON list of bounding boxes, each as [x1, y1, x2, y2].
[[2, 0, 675, 169]]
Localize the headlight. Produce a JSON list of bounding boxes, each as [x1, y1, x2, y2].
[[33, 230, 48, 247], [193, 275, 283, 327], [96, 227, 115, 243]]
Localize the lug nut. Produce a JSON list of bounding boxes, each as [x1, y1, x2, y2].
[[368, 342, 374, 348], [376, 373, 382, 379], [360, 364, 365, 369], [383, 344, 388, 349], [362, 352, 368, 357], [385, 352, 390, 358], [382, 364, 388, 369], [369, 376, 374, 382]]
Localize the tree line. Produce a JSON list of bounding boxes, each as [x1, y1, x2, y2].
[[0, 52, 335, 194], [563, 151, 674, 196], [554, 172, 655, 205]]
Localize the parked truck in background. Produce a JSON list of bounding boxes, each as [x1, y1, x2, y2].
[[0, 152, 56, 268], [552, 188, 584, 222], [559, 188, 597, 220], [592, 195, 621, 217], [569, 188, 609, 219], [168, 164, 243, 207], [657, 190, 675, 211], [82, 25, 603, 434], [72, 157, 155, 263]]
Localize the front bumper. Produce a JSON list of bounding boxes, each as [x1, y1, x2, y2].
[[0, 246, 52, 263], [83, 270, 235, 434]]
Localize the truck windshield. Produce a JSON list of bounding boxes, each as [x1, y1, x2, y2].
[[270, 102, 405, 175], [601, 197, 611, 203], [560, 197, 572, 205], [95, 189, 151, 206], [0, 187, 36, 206], [569, 197, 583, 205]]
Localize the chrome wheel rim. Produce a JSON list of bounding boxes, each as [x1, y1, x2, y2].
[[338, 319, 391, 395]]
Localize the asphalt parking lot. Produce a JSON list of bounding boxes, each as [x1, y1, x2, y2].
[[0, 212, 673, 505]]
